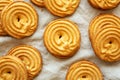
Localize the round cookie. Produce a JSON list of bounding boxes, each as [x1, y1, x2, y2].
[[89, 14, 120, 62], [94, 25, 120, 62], [66, 60, 103, 80], [31, 0, 44, 7], [0, 56, 28, 80], [88, 0, 120, 10], [0, 0, 13, 35], [7, 45, 42, 79], [44, 0, 80, 17], [1, 1, 38, 39], [44, 19, 80, 58]]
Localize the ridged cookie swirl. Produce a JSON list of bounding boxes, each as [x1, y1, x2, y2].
[[7, 45, 42, 79], [44, 19, 80, 58], [66, 60, 103, 80], [94, 26, 120, 62], [89, 14, 120, 62], [89, 0, 120, 10], [31, 0, 44, 7], [1, 1, 38, 39], [0, 0, 13, 35], [89, 14, 120, 43], [44, 0, 80, 17], [0, 56, 27, 80]]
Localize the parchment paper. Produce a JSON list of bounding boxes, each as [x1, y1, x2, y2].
[[0, 0, 120, 80]]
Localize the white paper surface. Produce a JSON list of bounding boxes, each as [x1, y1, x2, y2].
[[0, 0, 120, 80]]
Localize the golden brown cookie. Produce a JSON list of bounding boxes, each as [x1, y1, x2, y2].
[[31, 0, 44, 7], [1, 1, 38, 39], [44, 0, 80, 17], [66, 60, 103, 80], [0, 0, 13, 35], [89, 14, 120, 62], [44, 19, 80, 58], [94, 25, 120, 62], [7, 45, 42, 79], [89, 0, 120, 10], [0, 56, 28, 80]]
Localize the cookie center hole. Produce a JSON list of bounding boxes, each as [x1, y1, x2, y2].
[[59, 35, 62, 39], [17, 17, 20, 22], [109, 41, 112, 44], [82, 75, 86, 78], [7, 71, 11, 74]]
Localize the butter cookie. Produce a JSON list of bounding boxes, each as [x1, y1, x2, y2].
[[7, 45, 42, 79], [66, 60, 103, 80], [0, 56, 28, 80], [89, 0, 120, 10], [0, 0, 13, 35], [44, 0, 80, 17], [89, 14, 120, 62], [44, 19, 80, 58], [1, 1, 38, 39]]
